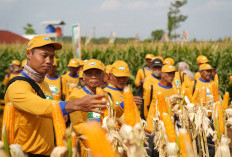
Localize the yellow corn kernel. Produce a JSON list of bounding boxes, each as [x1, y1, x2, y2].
[[214, 74, 219, 85], [51, 101, 66, 146], [82, 122, 117, 157], [157, 92, 168, 120], [222, 92, 229, 110], [2, 102, 15, 145], [212, 82, 219, 102], [179, 129, 193, 157], [214, 102, 225, 134], [163, 113, 176, 142], [201, 87, 207, 106], [123, 86, 141, 126]]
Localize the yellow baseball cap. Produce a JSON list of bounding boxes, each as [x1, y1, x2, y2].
[[145, 54, 154, 60], [105, 65, 112, 74], [27, 35, 62, 50], [67, 58, 80, 67], [83, 59, 105, 72], [154, 56, 164, 62], [162, 65, 176, 73], [199, 64, 213, 71], [11, 60, 20, 66], [197, 55, 209, 64], [21, 59, 27, 67], [163, 58, 175, 66], [111, 60, 130, 77], [79, 70, 83, 78]]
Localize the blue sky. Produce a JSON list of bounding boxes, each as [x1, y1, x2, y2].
[[0, 0, 231, 40]]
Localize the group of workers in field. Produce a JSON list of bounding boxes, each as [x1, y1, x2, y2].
[[3, 35, 219, 157]]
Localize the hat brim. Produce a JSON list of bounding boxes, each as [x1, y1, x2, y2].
[[200, 68, 213, 71], [83, 67, 104, 72], [68, 64, 79, 67], [112, 72, 130, 77], [151, 64, 163, 67]]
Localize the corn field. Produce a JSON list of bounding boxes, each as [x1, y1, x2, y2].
[[0, 40, 232, 101]]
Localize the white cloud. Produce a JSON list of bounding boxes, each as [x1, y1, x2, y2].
[[99, 0, 121, 11]]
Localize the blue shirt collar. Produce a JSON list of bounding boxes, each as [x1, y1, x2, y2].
[[21, 71, 30, 78], [199, 78, 210, 83], [151, 74, 161, 80], [83, 86, 94, 95], [158, 82, 173, 89], [107, 85, 123, 92], [68, 73, 79, 78], [13, 70, 22, 75], [46, 75, 59, 80]]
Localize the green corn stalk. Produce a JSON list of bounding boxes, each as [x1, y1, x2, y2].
[[2, 124, 10, 156]]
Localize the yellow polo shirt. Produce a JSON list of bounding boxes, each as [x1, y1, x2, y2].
[[44, 75, 69, 101], [146, 82, 178, 131], [134, 67, 152, 87], [4, 72, 55, 156], [194, 71, 201, 80], [104, 84, 124, 118], [143, 74, 161, 119], [62, 73, 79, 94]]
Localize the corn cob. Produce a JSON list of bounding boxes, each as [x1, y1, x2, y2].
[[230, 76, 232, 83], [96, 87, 108, 122], [51, 101, 66, 146], [179, 129, 193, 157], [157, 92, 168, 120], [214, 102, 225, 135], [123, 86, 141, 126], [201, 87, 207, 106], [222, 92, 229, 110], [192, 88, 199, 106], [214, 74, 219, 85], [212, 82, 219, 102], [82, 122, 117, 157], [2, 102, 15, 145], [163, 113, 176, 142], [71, 132, 77, 148]]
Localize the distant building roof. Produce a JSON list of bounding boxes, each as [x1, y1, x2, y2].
[[41, 20, 65, 25], [0, 30, 29, 44]]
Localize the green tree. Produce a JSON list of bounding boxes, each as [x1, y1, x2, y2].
[[167, 0, 188, 40], [23, 23, 36, 34], [151, 29, 165, 41]]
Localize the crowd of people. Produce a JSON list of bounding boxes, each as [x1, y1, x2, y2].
[[3, 35, 220, 157]]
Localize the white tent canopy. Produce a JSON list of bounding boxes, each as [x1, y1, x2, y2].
[[41, 20, 65, 26]]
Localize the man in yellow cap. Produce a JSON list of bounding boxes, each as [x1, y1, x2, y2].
[[146, 65, 178, 132], [4, 35, 107, 156], [134, 54, 154, 88], [103, 64, 112, 87], [62, 58, 80, 94], [195, 55, 209, 80], [105, 60, 142, 118], [68, 59, 105, 157], [190, 64, 214, 97], [142, 58, 163, 119], [3, 60, 22, 86]]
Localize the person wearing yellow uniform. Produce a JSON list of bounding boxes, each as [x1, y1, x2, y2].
[[3, 60, 22, 86], [105, 60, 142, 118], [21, 59, 27, 69], [190, 64, 214, 98], [44, 58, 69, 101], [145, 65, 177, 157], [4, 35, 107, 156], [62, 58, 80, 94], [154, 56, 164, 62], [134, 54, 154, 87], [194, 55, 209, 80], [68, 59, 105, 157], [146, 65, 178, 132], [142, 58, 163, 119]]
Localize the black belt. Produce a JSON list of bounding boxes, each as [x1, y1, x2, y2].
[[27, 153, 49, 157]]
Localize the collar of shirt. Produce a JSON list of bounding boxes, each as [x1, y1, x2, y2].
[[21, 71, 30, 78], [199, 78, 210, 83], [13, 70, 22, 75], [68, 73, 79, 78], [158, 82, 173, 89], [151, 74, 161, 80], [83, 86, 94, 95], [145, 67, 151, 71], [107, 83, 123, 92], [46, 75, 59, 80]]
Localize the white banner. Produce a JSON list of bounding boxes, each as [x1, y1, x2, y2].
[[72, 24, 81, 59]]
